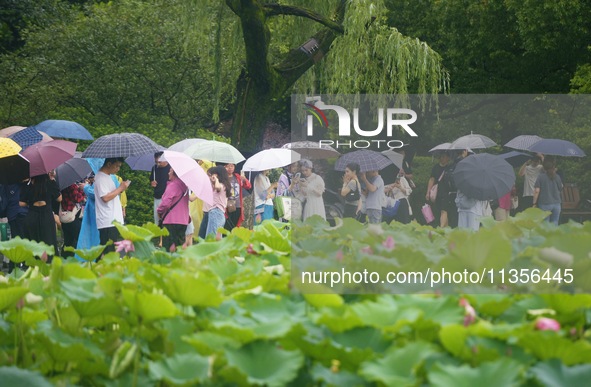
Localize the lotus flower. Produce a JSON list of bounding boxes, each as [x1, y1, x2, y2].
[[382, 236, 395, 251], [459, 298, 477, 326], [335, 250, 344, 262], [535, 317, 560, 332], [114, 240, 135, 254]]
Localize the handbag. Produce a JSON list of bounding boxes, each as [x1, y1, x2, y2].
[[345, 179, 360, 202], [158, 191, 187, 227], [428, 171, 445, 202], [422, 203, 435, 224], [227, 198, 237, 213], [383, 200, 401, 218], [59, 203, 80, 224]]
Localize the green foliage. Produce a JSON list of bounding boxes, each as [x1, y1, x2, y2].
[[0, 220, 590, 385]]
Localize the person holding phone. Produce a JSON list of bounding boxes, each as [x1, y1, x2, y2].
[[254, 169, 277, 225], [95, 158, 130, 252]]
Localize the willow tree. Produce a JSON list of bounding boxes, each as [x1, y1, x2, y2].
[[183, 0, 448, 151]]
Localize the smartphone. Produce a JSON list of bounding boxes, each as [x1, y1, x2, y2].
[[295, 172, 301, 179]]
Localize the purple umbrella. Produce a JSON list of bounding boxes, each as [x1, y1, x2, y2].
[[22, 140, 77, 177]]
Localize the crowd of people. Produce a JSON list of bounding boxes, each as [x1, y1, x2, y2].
[[0, 146, 568, 270], [426, 150, 563, 230]]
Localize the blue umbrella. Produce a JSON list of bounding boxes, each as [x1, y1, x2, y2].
[[8, 126, 43, 149], [125, 153, 157, 171], [527, 139, 586, 157], [32, 120, 93, 140]]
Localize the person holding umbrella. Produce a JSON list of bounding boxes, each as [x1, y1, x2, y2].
[[254, 169, 278, 224], [340, 162, 362, 219], [59, 181, 86, 257], [518, 154, 543, 212], [359, 169, 384, 224], [222, 162, 252, 231], [533, 157, 563, 225], [157, 167, 190, 250], [151, 151, 171, 224], [95, 158, 130, 251]]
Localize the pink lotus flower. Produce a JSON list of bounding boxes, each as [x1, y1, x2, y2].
[[114, 240, 135, 254], [247, 244, 258, 255], [382, 236, 395, 251], [41, 251, 48, 263], [459, 298, 477, 326], [335, 250, 344, 262], [535, 317, 560, 332], [169, 243, 176, 253], [216, 232, 222, 241]]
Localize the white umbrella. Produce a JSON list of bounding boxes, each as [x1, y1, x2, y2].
[[281, 141, 340, 159], [428, 142, 452, 153], [242, 149, 301, 172], [183, 139, 245, 163], [504, 135, 543, 151], [168, 138, 207, 153], [450, 134, 496, 149], [381, 149, 404, 169], [162, 150, 213, 205]]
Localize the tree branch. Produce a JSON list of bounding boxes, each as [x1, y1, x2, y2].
[[262, 3, 344, 34]]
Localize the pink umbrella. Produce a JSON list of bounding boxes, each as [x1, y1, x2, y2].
[[162, 150, 213, 205], [21, 139, 77, 177]]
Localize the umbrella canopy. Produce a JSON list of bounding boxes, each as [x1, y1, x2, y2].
[[504, 135, 543, 151], [498, 151, 531, 168], [0, 125, 53, 143], [81, 133, 163, 158], [527, 139, 586, 157], [125, 153, 157, 171], [381, 149, 404, 169], [21, 140, 77, 177], [242, 149, 301, 172], [32, 120, 93, 140], [452, 153, 515, 201], [335, 150, 393, 173], [183, 139, 245, 163], [8, 126, 44, 150], [0, 137, 22, 157], [0, 154, 29, 184], [281, 141, 340, 159], [450, 134, 497, 149], [168, 138, 206, 152], [428, 142, 452, 153], [56, 158, 93, 190], [0, 138, 28, 184], [162, 150, 213, 205]]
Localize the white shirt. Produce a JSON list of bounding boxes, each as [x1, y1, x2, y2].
[[94, 171, 124, 229], [523, 164, 543, 197]]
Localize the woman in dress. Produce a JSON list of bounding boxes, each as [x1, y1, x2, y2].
[[19, 173, 62, 260], [76, 174, 99, 261], [293, 159, 326, 221]]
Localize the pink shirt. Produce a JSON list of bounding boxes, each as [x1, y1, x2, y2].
[[157, 178, 189, 225], [203, 186, 228, 212]]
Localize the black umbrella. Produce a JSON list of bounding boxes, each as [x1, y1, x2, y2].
[[498, 151, 531, 168], [452, 153, 515, 201], [56, 158, 93, 190], [81, 133, 163, 158], [0, 154, 29, 184]]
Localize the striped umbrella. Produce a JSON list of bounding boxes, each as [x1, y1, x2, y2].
[[81, 133, 163, 158], [334, 150, 393, 173]]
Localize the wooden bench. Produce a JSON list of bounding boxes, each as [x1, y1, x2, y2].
[[560, 183, 591, 223]]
